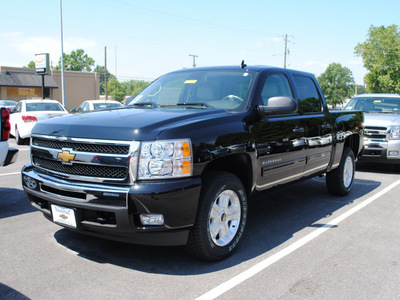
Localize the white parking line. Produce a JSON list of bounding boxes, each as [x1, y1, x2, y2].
[[196, 179, 400, 300], [0, 172, 20, 177]]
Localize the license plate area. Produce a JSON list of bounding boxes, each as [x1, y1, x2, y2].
[[51, 204, 77, 228]]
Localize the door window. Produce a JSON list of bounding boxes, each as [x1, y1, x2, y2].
[[293, 76, 322, 114]]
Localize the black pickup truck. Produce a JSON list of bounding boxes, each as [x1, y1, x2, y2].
[[22, 65, 363, 261]]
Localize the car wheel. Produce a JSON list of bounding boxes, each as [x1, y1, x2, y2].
[[186, 171, 247, 261], [15, 126, 25, 145], [326, 147, 355, 196]]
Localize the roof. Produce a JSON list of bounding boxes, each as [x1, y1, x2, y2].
[[0, 72, 58, 88]]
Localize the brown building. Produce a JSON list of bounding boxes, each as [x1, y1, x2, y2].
[[0, 66, 100, 111]]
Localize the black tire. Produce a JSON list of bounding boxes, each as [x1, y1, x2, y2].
[[186, 171, 247, 261], [326, 147, 355, 196], [15, 126, 25, 145]]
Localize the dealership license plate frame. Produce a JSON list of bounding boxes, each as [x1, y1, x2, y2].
[[51, 204, 77, 228]]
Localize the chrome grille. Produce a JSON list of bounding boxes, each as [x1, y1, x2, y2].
[[33, 157, 127, 178], [30, 135, 139, 182], [364, 126, 388, 140], [32, 137, 129, 154]]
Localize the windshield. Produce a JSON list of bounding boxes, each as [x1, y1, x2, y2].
[[93, 102, 122, 110], [128, 69, 256, 111], [345, 96, 400, 114]]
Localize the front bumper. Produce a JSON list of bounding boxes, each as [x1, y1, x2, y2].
[[22, 163, 201, 246], [360, 138, 400, 164], [4, 147, 18, 166]]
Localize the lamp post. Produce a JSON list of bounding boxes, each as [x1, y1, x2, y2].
[[60, 0, 66, 107]]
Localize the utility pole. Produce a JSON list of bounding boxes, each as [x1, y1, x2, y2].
[[59, 0, 66, 107], [105, 46, 108, 100], [189, 54, 198, 68]]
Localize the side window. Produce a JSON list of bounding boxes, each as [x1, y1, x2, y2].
[[261, 74, 293, 105], [13, 102, 22, 113], [293, 76, 322, 113]]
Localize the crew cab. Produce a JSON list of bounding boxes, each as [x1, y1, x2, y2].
[[344, 94, 400, 168], [21, 65, 363, 261], [1, 108, 18, 167]]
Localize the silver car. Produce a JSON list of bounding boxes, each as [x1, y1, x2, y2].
[[345, 94, 400, 168]]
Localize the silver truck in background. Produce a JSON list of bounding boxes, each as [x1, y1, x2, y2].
[[344, 94, 400, 168]]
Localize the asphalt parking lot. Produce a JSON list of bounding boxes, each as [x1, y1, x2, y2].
[[1, 139, 400, 299]]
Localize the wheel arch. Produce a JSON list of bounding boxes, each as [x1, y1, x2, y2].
[[201, 153, 253, 197]]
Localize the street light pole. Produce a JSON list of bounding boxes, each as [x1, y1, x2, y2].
[[59, 0, 66, 107]]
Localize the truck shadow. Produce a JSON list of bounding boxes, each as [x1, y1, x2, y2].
[[54, 176, 381, 275]]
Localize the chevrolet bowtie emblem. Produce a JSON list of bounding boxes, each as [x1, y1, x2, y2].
[[57, 149, 76, 164]]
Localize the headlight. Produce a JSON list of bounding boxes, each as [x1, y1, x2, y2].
[[390, 126, 400, 140], [138, 139, 192, 179]]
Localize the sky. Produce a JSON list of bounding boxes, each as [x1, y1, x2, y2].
[[1, 0, 400, 85]]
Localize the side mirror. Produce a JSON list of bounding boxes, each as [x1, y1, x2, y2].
[[258, 96, 297, 117]]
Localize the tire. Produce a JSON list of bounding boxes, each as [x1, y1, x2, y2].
[[326, 147, 355, 196], [15, 126, 25, 145], [186, 171, 247, 261]]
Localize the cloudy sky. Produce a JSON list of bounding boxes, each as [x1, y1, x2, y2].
[[1, 0, 399, 84]]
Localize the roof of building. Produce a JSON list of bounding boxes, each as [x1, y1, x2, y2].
[[0, 72, 58, 88]]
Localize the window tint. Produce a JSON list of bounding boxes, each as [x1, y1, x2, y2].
[[293, 76, 322, 113], [261, 74, 293, 105]]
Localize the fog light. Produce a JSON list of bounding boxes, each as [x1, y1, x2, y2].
[[23, 175, 37, 189], [140, 214, 164, 225], [389, 150, 399, 156]]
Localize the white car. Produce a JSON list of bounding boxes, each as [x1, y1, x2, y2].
[[10, 100, 69, 145], [73, 100, 123, 113]]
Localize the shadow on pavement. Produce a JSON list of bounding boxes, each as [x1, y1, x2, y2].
[[54, 176, 381, 275], [0, 188, 34, 219]]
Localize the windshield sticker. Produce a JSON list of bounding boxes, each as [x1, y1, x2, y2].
[[374, 100, 381, 103], [184, 80, 197, 84]]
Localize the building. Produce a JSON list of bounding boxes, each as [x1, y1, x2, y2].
[[0, 66, 100, 111]]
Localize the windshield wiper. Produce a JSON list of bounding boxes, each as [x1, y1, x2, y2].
[[129, 102, 160, 108], [175, 102, 214, 108]]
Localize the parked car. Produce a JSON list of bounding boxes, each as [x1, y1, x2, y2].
[[0, 100, 17, 113], [344, 93, 400, 167], [0, 108, 18, 166], [9, 99, 68, 145], [72, 100, 123, 113]]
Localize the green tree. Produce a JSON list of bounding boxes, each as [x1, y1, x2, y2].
[[107, 79, 126, 101], [355, 25, 400, 93], [122, 80, 150, 97], [94, 65, 116, 95], [24, 61, 36, 68], [55, 49, 95, 72], [317, 63, 355, 107]]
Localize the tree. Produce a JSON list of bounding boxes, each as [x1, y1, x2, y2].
[[55, 49, 95, 72], [122, 80, 150, 97], [355, 25, 400, 93], [93, 65, 116, 95], [24, 61, 36, 68], [317, 63, 355, 107], [107, 79, 126, 101]]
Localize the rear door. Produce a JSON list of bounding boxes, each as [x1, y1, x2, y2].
[[292, 75, 332, 175]]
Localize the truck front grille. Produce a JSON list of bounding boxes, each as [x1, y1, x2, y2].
[[32, 137, 130, 154], [364, 126, 388, 140], [30, 135, 139, 182], [33, 157, 127, 179]]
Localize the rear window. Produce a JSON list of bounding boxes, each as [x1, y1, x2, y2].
[[26, 102, 64, 112]]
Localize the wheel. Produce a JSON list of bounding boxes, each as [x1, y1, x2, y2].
[[326, 147, 355, 196], [15, 126, 25, 145], [186, 171, 247, 261]]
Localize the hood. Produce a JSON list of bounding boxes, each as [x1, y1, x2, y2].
[[32, 107, 229, 141], [363, 112, 400, 127]]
